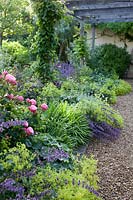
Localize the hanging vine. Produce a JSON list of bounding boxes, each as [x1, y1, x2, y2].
[[32, 0, 64, 82], [98, 22, 133, 41]]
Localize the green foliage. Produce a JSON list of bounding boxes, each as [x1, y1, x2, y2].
[[113, 80, 132, 96], [90, 44, 131, 78], [98, 22, 133, 40], [41, 82, 61, 102], [0, 143, 35, 175], [2, 40, 30, 67], [27, 133, 73, 169], [68, 36, 90, 67], [55, 15, 78, 61], [0, 0, 31, 46], [44, 102, 91, 148], [76, 97, 124, 128], [31, 0, 64, 82], [29, 156, 101, 200]]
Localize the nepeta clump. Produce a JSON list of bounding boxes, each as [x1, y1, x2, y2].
[[89, 120, 121, 140], [55, 62, 75, 78]]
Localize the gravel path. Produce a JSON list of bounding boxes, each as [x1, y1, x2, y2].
[[86, 80, 133, 200]]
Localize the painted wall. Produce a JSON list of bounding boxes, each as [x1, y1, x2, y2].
[[87, 28, 133, 54]]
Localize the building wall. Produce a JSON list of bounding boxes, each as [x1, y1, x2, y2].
[[87, 28, 133, 54]]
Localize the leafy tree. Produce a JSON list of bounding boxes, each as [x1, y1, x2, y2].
[[0, 0, 31, 47]]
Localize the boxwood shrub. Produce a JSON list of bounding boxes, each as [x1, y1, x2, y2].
[[90, 44, 131, 78]]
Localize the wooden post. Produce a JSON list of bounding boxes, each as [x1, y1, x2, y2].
[[91, 23, 95, 51], [80, 21, 84, 37], [80, 21, 84, 67]]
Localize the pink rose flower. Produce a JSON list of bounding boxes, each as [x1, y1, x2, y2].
[[40, 103, 48, 111], [2, 70, 8, 76], [16, 96, 24, 102], [28, 105, 37, 113], [23, 121, 29, 128], [24, 127, 34, 135], [6, 94, 14, 100], [29, 99, 37, 105], [26, 98, 31, 103], [5, 74, 17, 85]]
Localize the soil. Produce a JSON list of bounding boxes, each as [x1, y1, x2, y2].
[[86, 80, 133, 200]]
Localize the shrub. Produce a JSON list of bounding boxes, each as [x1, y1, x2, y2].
[[2, 40, 30, 67], [40, 82, 61, 102], [28, 156, 101, 200], [0, 148, 101, 200], [76, 97, 124, 128], [0, 70, 48, 148], [114, 79, 132, 96], [90, 44, 131, 78], [0, 143, 35, 175]]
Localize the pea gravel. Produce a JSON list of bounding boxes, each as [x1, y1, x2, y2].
[[86, 80, 133, 200]]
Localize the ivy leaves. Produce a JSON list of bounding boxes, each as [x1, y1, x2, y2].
[[32, 0, 64, 82]]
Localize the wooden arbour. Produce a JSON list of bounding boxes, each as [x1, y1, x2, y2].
[[65, 0, 133, 49], [66, 0, 133, 24]]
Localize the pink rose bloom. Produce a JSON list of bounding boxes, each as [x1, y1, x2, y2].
[[28, 105, 37, 113], [6, 94, 14, 100], [40, 103, 48, 111], [25, 127, 34, 135], [16, 96, 24, 102], [23, 121, 29, 128], [26, 98, 31, 103], [5, 74, 17, 85], [2, 70, 8, 76], [29, 99, 37, 105]]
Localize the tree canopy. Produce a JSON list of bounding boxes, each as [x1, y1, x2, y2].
[[0, 0, 31, 46]]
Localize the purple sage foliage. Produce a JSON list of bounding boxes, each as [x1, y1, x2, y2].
[[89, 120, 121, 140]]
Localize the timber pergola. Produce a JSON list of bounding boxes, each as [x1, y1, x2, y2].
[[65, 0, 133, 49]]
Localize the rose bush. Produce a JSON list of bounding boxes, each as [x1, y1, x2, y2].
[[0, 70, 48, 148]]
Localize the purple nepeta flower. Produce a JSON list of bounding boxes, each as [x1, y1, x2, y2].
[[0, 119, 28, 133], [0, 178, 25, 197], [55, 62, 75, 78], [89, 120, 121, 140]]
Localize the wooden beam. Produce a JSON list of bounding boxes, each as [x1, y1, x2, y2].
[[67, 2, 133, 11], [91, 24, 96, 51], [66, 0, 133, 23], [74, 7, 133, 17], [66, 0, 133, 8], [86, 17, 133, 24]]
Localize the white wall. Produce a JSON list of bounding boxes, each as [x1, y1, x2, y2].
[[87, 28, 133, 54]]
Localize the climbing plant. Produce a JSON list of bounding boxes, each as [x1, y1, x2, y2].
[[31, 0, 64, 82], [98, 22, 133, 41]]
